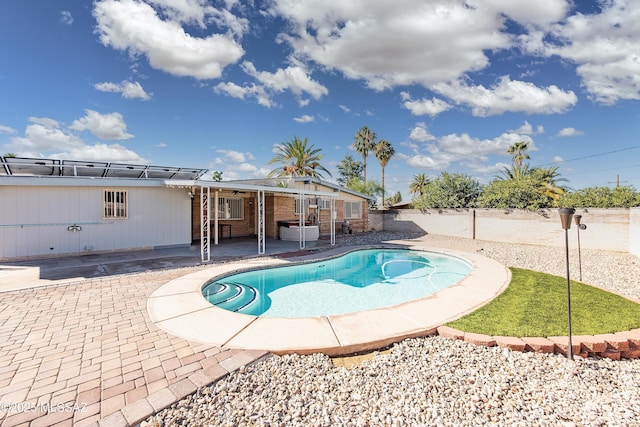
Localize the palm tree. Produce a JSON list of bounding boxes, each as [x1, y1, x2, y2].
[[409, 173, 431, 197], [507, 141, 530, 174], [374, 139, 395, 208], [531, 166, 567, 201], [267, 136, 332, 179], [352, 126, 376, 183]]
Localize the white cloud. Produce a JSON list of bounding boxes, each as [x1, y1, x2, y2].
[[3, 116, 145, 162], [526, 0, 640, 104], [401, 92, 451, 117], [69, 110, 133, 140], [94, 80, 152, 100], [215, 149, 255, 163], [408, 122, 435, 142], [60, 11, 73, 25], [155, 142, 167, 148], [293, 114, 314, 123], [339, 105, 351, 113], [272, 0, 514, 90], [93, 0, 245, 80], [50, 143, 147, 163], [210, 149, 262, 180], [433, 76, 577, 116], [241, 62, 328, 105], [511, 121, 544, 135], [214, 82, 276, 108], [479, 0, 569, 27], [399, 131, 535, 171], [557, 127, 584, 137], [0, 125, 16, 134]]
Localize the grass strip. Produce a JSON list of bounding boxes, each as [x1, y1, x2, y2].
[[447, 267, 640, 337]]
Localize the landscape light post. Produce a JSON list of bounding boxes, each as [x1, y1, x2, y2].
[[559, 208, 575, 361], [574, 215, 587, 282]]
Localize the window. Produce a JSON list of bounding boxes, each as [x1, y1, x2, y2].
[[294, 197, 316, 215], [319, 198, 332, 210], [344, 201, 361, 219], [103, 190, 128, 219], [218, 197, 243, 219]]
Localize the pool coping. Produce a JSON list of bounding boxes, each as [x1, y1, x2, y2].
[[147, 245, 511, 356]]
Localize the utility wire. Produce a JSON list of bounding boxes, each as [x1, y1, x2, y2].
[[534, 145, 640, 168]]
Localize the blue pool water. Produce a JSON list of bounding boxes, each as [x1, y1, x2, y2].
[[201, 248, 472, 318]]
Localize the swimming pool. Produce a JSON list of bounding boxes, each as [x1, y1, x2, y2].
[[202, 249, 472, 317]]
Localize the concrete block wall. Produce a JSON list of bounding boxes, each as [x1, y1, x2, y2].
[[630, 207, 640, 257], [375, 208, 634, 253]]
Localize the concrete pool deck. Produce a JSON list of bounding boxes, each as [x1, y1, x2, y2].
[[147, 245, 511, 356]]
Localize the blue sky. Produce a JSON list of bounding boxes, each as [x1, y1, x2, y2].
[[1, 0, 640, 200]]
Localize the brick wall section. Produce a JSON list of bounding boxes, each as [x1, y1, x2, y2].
[[192, 190, 371, 240]]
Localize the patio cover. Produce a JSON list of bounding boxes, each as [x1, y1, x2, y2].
[[165, 179, 338, 261]]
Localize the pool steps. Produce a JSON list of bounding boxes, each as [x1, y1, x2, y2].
[[205, 282, 259, 313]]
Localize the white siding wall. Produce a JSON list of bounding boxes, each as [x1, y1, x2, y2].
[[0, 185, 191, 259]]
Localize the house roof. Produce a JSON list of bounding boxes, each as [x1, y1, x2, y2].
[[222, 176, 376, 201], [0, 156, 373, 201]]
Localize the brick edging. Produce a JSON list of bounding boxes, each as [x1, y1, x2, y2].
[[437, 326, 640, 360]]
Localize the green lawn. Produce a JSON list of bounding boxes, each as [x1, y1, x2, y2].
[[447, 267, 640, 337]]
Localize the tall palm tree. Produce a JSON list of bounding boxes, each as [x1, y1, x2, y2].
[[507, 141, 530, 174], [267, 136, 332, 179], [352, 126, 376, 183], [409, 173, 431, 197], [374, 139, 395, 208]]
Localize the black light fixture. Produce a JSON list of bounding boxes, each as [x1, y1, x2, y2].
[[558, 207, 575, 361], [574, 215, 587, 281]]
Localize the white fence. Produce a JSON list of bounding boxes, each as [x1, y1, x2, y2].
[[371, 207, 640, 257]]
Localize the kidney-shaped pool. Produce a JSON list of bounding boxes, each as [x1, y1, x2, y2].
[[147, 245, 510, 355], [202, 249, 472, 318]]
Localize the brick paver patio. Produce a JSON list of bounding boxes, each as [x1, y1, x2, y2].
[[0, 267, 268, 426]]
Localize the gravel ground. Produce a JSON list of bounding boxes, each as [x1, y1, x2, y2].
[[144, 232, 640, 427]]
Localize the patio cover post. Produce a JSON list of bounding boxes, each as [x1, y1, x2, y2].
[[257, 190, 265, 254], [330, 197, 335, 245], [200, 186, 210, 262], [298, 192, 306, 249], [214, 190, 219, 246]]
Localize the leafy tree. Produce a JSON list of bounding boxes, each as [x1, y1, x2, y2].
[[267, 136, 331, 179], [346, 177, 383, 209], [478, 177, 552, 210], [529, 166, 567, 201], [336, 155, 363, 185], [211, 171, 223, 181], [556, 185, 640, 208], [352, 126, 376, 183], [386, 191, 402, 207], [409, 173, 431, 197], [3, 153, 17, 158], [495, 142, 567, 208], [412, 172, 481, 209], [374, 139, 395, 207]]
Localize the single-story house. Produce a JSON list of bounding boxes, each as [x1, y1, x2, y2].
[[0, 157, 374, 261]]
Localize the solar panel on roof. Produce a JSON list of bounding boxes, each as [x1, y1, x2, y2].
[[0, 156, 207, 180]]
